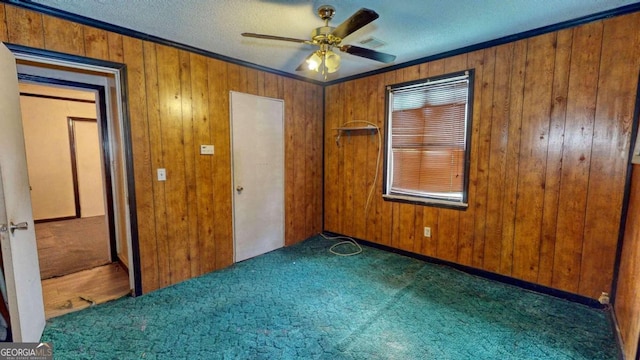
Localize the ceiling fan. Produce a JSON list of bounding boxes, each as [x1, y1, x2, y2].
[[241, 5, 396, 79]]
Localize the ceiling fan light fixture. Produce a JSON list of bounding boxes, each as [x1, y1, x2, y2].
[[325, 50, 340, 73], [306, 51, 323, 71]]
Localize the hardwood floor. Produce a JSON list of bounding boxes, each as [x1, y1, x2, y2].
[[35, 216, 111, 279], [41, 262, 130, 319], [36, 216, 130, 319]]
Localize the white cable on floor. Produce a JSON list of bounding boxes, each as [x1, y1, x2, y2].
[[321, 232, 363, 256], [325, 120, 382, 256]]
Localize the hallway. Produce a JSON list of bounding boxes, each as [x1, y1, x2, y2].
[[35, 216, 130, 318]]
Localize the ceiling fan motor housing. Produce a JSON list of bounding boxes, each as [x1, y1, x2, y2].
[[312, 26, 341, 47]]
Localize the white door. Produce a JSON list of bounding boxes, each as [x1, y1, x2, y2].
[[0, 43, 46, 341], [231, 92, 284, 262]]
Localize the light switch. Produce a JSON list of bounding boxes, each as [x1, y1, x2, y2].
[[157, 168, 166, 181], [200, 145, 214, 155]]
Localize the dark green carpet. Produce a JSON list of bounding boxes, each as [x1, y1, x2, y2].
[[42, 236, 618, 359]]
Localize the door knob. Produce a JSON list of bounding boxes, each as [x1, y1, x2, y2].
[[236, 186, 244, 193], [11, 222, 28, 233], [0, 221, 28, 235]]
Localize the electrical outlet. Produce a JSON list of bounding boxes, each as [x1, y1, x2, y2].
[[424, 226, 431, 238], [157, 168, 166, 181]]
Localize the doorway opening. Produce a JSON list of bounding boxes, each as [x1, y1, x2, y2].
[[18, 82, 129, 318], [6, 44, 141, 321]]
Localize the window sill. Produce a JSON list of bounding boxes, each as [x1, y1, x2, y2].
[[383, 194, 468, 210]]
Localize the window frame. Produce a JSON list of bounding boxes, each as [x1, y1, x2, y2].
[[382, 69, 474, 209]]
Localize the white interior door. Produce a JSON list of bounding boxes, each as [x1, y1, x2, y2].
[[231, 91, 284, 262], [0, 43, 46, 341]]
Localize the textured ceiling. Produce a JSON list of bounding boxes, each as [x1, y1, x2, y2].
[[29, 0, 640, 82]]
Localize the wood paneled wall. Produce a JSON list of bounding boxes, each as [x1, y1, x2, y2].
[[615, 164, 640, 359], [325, 11, 640, 299], [0, 3, 323, 293]]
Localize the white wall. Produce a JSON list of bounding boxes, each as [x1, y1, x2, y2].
[[19, 83, 104, 220]]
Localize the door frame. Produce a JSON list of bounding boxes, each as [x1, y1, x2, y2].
[[6, 44, 142, 296], [20, 75, 118, 264], [66, 117, 100, 223]]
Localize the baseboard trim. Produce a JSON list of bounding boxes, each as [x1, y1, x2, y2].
[[34, 216, 77, 224], [321, 231, 603, 309]]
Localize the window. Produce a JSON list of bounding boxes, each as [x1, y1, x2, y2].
[[383, 70, 474, 208]]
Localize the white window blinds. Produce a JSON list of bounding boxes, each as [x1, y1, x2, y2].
[[385, 72, 471, 206]]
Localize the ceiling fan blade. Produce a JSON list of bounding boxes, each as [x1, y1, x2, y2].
[[331, 8, 379, 40], [242, 32, 310, 44], [340, 45, 396, 63]]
